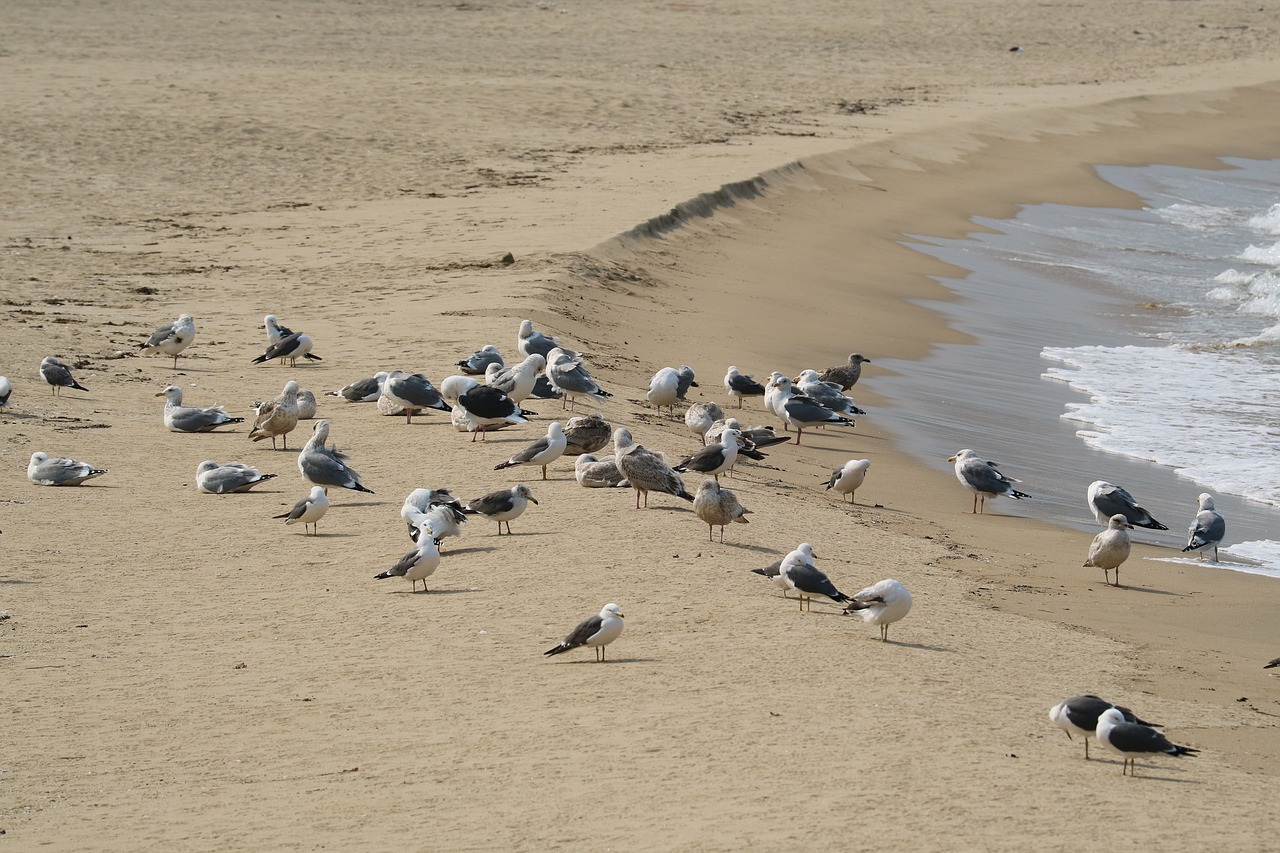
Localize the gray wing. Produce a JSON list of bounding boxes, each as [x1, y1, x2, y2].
[[282, 494, 315, 521], [728, 374, 765, 394], [42, 362, 75, 386], [172, 406, 234, 432], [562, 614, 604, 648], [340, 376, 380, 401], [32, 457, 93, 484], [1061, 695, 1112, 732], [1188, 510, 1226, 547], [1106, 721, 1182, 755], [786, 563, 849, 602], [204, 467, 263, 493], [467, 489, 515, 516], [783, 396, 845, 424], [300, 449, 362, 489], [751, 559, 784, 579], [551, 364, 599, 395], [509, 437, 551, 464], [143, 321, 178, 347], [959, 457, 1015, 496]]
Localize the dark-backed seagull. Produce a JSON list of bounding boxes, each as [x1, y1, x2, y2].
[[948, 449, 1030, 513], [1049, 695, 1159, 760], [544, 603, 624, 662], [1087, 480, 1167, 530]]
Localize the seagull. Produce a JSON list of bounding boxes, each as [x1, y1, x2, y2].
[[685, 402, 725, 445], [374, 529, 441, 593], [401, 488, 466, 542], [248, 380, 301, 448], [40, 356, 88, 396], [494, 421, 567, 480], [647, 367, 682, 415], [251, 331, 322, 367], [779, 543, 853, 611], [440, 375, 480, 406], [408, 503, 467, 550], [455, 384, 533, 442], [948, 449, 1030, 513], [613, 427, 693, 509], [273, 486, 329, 535], [463, 484, 538, 534], [817, 353, 871, 390], [825, 459, 870, 504], [1084, 514, 1133, 586], [27, 452, 107, 486], [195, 460, 277, 494], [1086, 481, 1167, 529], [842, 579, 912, 640], [574, 453, 630, 489], [155, 385, 244, 433], [297, 420, 374, 494], [325, 372, 390, 402], [295, 389, 317, 419], [795, 369, 866, 418], [486, 353, 546, 404], [706, 418, 789, 451], [517, 319, 560, 359], [263, 314, 295, 346], [1265, 658, 1280, 669], [772, 377, 856, 444], [138, 313, 196, 369], [381, 371, 452, 424], [675, 365, 698, 399], [750, 559, 791, 598], [546, 348, 612, 410], [674, 428, 742, 482], [1182, 493, 1225, 561], [544, 603, 624, 662], [0, 375, 10, 407], [1095, 707, 1198, 776], [562, 413, 612, 456], [1049, 695, 1160, 760], [693, 479, 751, 543], [457, 344, 504, 375], [724, 366, 766, 408]]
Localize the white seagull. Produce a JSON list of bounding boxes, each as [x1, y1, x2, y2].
[[842, 579, 912, 641], [463, 484, 538, 534], [155, 385, 244, 433], [1086, 480, 1167, 529], [195, 460, 277, 494], [1095, 707, 1198, 776], [27, 452, 107, 486], [273, 486, 330, 535], [297, 420, 374, 494], [494, 421, 567, 480], [825, 459, 870, 504], [1049, 695, 1159, 760], [40, 356, 88, 396], [948, 449, 1030, 513], [779, 543, 853, 611], [724, 366, 766, 409], [138, 313, 196, 368], [374, 529, 442, 593], [544, 603, 625, 662], [1182, 493, 1226, 561], [517, 319, 560, 359]]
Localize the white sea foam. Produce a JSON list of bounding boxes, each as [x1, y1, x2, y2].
[[1153, 202, 1237, 230], [1240, 241, 1280, 265], [1246, 202, 1280, 236]]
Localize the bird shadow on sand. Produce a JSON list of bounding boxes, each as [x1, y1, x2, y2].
[[1090, 759, 1201, 783], [438, 545, 499, 556], [548, 657, 659, 665], [390, 588, 481, 596], [476, 531, 554, 539], [1098, 584, 1185, 597], [330, 500, 389, 509], [710, 541, 783, 556], [296, 532, 357, 539], [882, 640, 955, 653], [0, 578, 42, 585]]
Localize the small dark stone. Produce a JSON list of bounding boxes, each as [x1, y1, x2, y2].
[[500, 252, 515, 265]]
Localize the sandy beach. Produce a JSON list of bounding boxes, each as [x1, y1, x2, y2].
[[4, 2, 1280, 849]]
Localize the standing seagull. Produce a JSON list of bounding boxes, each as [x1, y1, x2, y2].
[[263, 314, 295, 345], [842, 579, 912, 641], [546, 349, 612, 410], [486, 353, 546, 404], [494, 421, 567, 480], [724, 366, 766, 409], [27, 452, 107, 486], [773, 377, 856, 445], [273, 486, 329, 535], [693, 479, 751, 543], [374, 530, 441, 593], [674, 428, 742, 482], [0, 375, 10, 408], [297, 420, 374, 494], [40, 356, 88, 396], [1086, 481, 1167, 529], [463, 484, 538, 534], [825, 459, 871, 504], [155, 385, 244, 433], [817, 353, 871, 390], [544, 603, 625, 662], [517, 319, 560, 358], [138, 313, 196, 369], [1182, 493, 1226, 561], [248, 380, 301, 448], [948, 449, 1030, 514], [647, 367, 683, 415], [1049, 695, 1160, 760], [613, 427, 694, 509], [381, 371, 452, 424], [455, 384, 533, 442], [795, 369, 866, 417], [779, 543, 853, 611], [251, 331, 322, 367], [1095, 707, 1198, 776], [457, 344, 504, 375], [1084, 514, 1133, 586]]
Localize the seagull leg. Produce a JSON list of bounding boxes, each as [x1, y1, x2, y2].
[[707, 525, 713, 542], [793, 427, 802, 446], [1084, 738, 1089, 760], [635, 489, 642, 510], [541, 465, 547, 480], [719, 526, 725, 544]]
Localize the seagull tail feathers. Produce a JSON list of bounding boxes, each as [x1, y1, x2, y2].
[[303, 353, 323, 361], [1011, 488, 1031, 500]]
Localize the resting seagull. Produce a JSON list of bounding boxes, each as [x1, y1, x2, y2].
[[273, 486, 329, 534], [1049, 695, 1159, 760], [374, 529, 441, 593], [27, 452, 107, 486], [457, 344, 504, 375], [1095, 707, 1198, 776], [724, 366, 765, 409], [613, 427, 693, 509], [251, 331, 322, 367], [842, 579, 912, 640], [40, 356, 88, 396], [494, 421, 567, 480], [1182, 493, 1226, 561], [1087, 481, 1167, 530], [685, 402, 725, 445], [297, 420, 374, 494], [779, 543, 853, 611], [155, 385, 244, 433], [825, 459, 870, 504], [647, 367, 683, 416], [325, 372, 390, 402], [247, 380, 301, 448], [562, 413, 612, 456], [138, 313, 196, 368], [574, 453, 630, 489], [693, 479, 751, 543], [486, 353, 546, 404], [463, 484, 538, 535], [195, 460, 277, 494], [948, 449, 1030, 513], [544, 603, 624, 662], [1084, 514, 1133, 586], [382, 371, 451, 424]]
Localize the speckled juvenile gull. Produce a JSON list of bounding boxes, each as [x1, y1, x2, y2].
[[457, 344, 504, 375], [40, 356, 88, 396], [28, 452, 107, 486], [1182, 492, 1225, 561], [156, 385, 244, 433], [1049, 695, 1159, 760], [325, 372, 390, 402], [779, 543, 852, 611], [825, 459, 870, 504], [1084, 514, 1133, 586], [494, 421, 566, 480], [613, 427, 693, 509], [463, 484, 538, 534], [693, 478, 751, 543], [574, 453, 630, 488], [195, 460, 277, 494], [817, 353, 871, 390], [273, 486, 329, 535], [1096, 708, 1198, 776], [724, 366, 765, 409], [295, 389, 317, 419], [544, 603, 624, 662], [842, 579, 912, 641], [562, 413, 612, 456], [948, 449, 1030, 514], [1087, 480, 1167, 530], [297, 420, 373, 494], [248, 380, 301, 448], [251, 331, 322, 367], [138, 313, 196, 369], [374, 531, 441, 593], [382, 371, 451, 424], [685, 402, 724, 445]]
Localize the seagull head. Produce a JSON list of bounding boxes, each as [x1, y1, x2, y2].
[[514, 484, 538, 504], [601, 603, 624, 619], [156, 385, 183, 403], [1108, 514, 1133, 530], [1197, 493, 1215, 510]]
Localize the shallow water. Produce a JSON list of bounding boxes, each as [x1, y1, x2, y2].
[[875, 157, 1280, 577]]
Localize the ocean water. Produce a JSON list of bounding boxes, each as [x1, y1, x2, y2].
[[876, 156, 1280, 578]]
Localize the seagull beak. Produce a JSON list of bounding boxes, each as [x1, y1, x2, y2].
[[154, 391, 166, 397], [527, 497, 539, 505], [947, 455, 958, 462]]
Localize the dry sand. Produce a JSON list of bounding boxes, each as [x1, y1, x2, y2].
[[3, 2, 1280, 850]]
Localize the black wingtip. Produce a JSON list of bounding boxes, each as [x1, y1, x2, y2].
[[543, 645, 566, 657], [678, 490, 694, 501], [304, 353, 323, 361]]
